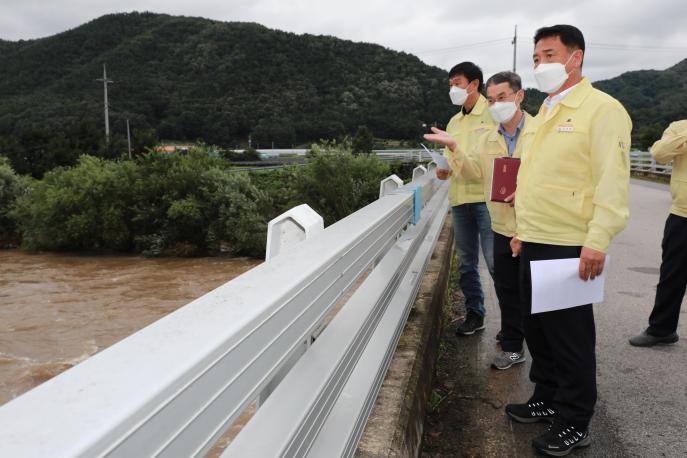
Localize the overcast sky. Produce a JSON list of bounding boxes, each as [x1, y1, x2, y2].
[[2, 0, 686, 87]]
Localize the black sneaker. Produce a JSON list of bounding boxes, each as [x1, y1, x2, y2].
[[506, 400, 556, 423], [532, 419, 590, 456], [456, 310, 485, 335]]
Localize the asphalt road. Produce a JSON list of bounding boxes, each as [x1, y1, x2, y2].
[[423, 178, 686, 457]]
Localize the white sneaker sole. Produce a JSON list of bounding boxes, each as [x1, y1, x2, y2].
[[536, 434, 591, 456], [492, 357, 526, 370], [456, 325, 486, 336]]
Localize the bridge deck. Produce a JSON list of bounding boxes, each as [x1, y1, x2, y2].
[[423, 178, 686, 457]]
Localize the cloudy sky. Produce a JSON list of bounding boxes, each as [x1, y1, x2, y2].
[[2, 0, 686, 87]]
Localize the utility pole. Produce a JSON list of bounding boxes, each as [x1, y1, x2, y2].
[[512, 25, 518, 72], [96, 64, 113, 143], [126, 119, 132, 159]]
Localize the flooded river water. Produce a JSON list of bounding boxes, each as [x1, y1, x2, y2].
[[0, 249, 260, 406]]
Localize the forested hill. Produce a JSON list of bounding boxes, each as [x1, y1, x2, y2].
[[1, 11, 685, 162], [596, 58, 687, 147], [0, 12, 454, 148]]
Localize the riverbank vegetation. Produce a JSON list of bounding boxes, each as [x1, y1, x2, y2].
[[0, 142, 414, 257]]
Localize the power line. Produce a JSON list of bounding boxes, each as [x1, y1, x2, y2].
[[587, 42, 687, 52], [415, 36, 687, 61], [415, 37, 511, 56], [519, 35, 687, 52]]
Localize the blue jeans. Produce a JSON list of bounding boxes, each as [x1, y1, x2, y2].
[[451, 203, 495, 316]]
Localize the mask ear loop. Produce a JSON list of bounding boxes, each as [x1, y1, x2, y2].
[[563, 50, 580, 73], [515, 90, 524, 111], [465, 80, 479, 97]]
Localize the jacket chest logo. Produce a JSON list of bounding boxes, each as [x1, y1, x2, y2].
[[557, 123, 575, 133]]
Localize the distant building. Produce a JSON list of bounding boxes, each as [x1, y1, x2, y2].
[[154, 144, 194, 155]]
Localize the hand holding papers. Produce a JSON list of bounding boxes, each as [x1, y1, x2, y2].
[[530, 257, 609, 314], [423, 127, 456, 171], [420, 143, 450, 170]]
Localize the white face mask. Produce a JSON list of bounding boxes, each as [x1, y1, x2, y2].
[[489, 101, 518, 124], [533, 52, 576, 94], [449, 85, 469, 106]]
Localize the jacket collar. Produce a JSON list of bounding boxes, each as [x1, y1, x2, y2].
[[539, 77, 592, 115], [460, 94, 488, 117], [487, 112, 532, 143]]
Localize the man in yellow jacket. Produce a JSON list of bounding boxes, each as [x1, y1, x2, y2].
[[506, 25, 632, 456], [425, 71, 533, 370], [630, 120, 687, 347], [435, 62, 497, 336]]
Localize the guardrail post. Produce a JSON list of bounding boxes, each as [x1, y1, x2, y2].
[[412, 165, 427, 181], [261, 204, 324, 405], [266, 204, 324, 260], [427, 161, 438, 174], [379, 174, 404, 198]]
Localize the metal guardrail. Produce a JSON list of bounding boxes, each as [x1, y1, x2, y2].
[[230, 163, 307, 172], [630, 150, 672, 176], [374, 149, 432, 162], [240, 149, 670, 177], [0, 165, 448, 458]]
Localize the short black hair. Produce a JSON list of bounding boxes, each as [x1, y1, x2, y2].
[[448, 62, 484, 92], [486, 71, 522, 92], [534, 25, 585, 54]]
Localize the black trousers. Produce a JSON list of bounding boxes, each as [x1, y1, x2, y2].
[[648, 213, 687, 336], [520, 242, 596, 430], [493, 231, 524, 352]]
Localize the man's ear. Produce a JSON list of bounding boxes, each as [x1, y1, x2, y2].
[[516, 89, 525, 106], [573, 49, 584, 70]]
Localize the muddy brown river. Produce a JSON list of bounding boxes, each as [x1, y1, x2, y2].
[[0, 249, 260, 407]]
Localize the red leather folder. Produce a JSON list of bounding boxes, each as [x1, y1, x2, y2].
[[490, 157, 521, 202]]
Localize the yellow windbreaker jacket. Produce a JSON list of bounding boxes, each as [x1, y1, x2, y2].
[[651, 120, 687, 218], [443, 95, 497, 206], [514, 78, 632, 253], [450, 113, 534, 237]]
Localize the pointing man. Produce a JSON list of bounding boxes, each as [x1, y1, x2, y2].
[[436, 62, 497, 336]]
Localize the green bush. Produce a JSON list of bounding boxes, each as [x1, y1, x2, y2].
[[8, 142, 404, 257], [352, 126, 374, 155], [297, 141, 391, 225], [0, 156, 31, 246], [222, 146, 261, 162], [12, 155, 138, 251], [130, 148, 271, 256]]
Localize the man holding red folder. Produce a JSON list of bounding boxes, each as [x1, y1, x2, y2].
[[425, 71, 534, 370]]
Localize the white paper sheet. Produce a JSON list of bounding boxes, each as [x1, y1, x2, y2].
[[421, 144, 451, 170], [530, 257, 609, 314], [429, 150, 451, 170]]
